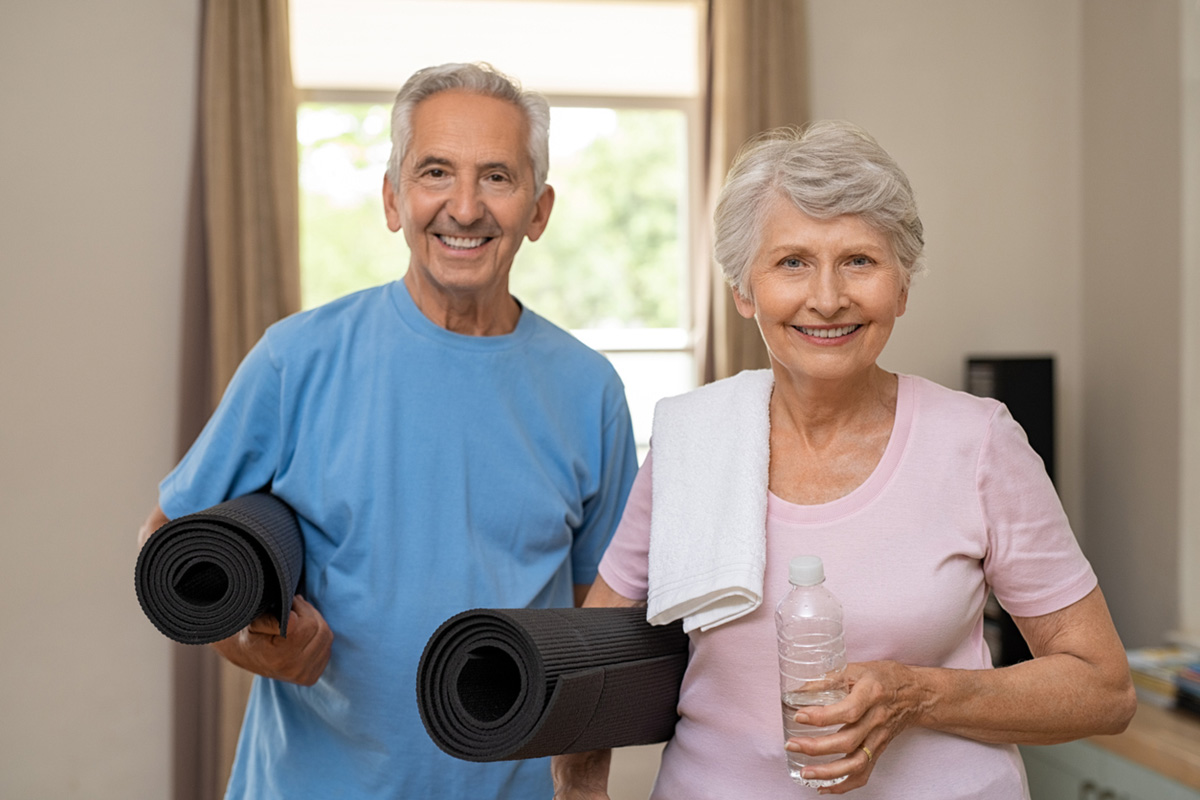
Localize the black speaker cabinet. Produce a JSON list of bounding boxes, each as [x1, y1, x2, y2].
[[965, 356, 1056, 666]]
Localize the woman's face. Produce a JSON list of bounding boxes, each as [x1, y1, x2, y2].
[[734, 198, 908, 386]]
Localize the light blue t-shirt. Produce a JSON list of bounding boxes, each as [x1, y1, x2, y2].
[[159, 280, 638, 799]]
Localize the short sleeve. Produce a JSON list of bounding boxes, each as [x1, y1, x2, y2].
[[596, 448, 654, 601], [979, 404, 1096, 617], [570, 381, 639, 584], [158, 333, 284, 519]]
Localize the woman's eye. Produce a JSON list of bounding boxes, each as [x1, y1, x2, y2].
[[781, 257, 803, 269], [849, 256, 873, 267]]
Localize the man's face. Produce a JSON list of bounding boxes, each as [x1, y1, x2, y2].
[[383, 90, 553, 308]]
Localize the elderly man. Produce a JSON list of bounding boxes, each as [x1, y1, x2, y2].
[[139, 63, 638, 799]]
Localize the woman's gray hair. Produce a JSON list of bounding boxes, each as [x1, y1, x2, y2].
[[713, 121, 926, 297], [385, 62, 551, 198]]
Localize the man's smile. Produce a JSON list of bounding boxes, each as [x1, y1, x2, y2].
[[436, 234, 492, 250]]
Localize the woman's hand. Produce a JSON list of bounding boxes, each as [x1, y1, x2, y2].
[[784, 659, 925, 793], [210, 594, 334, 686]]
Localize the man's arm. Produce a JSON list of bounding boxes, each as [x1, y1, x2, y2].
[[137, 505, 334, 686], [137, 504, 169, 548], [553, 575, 646, 799]]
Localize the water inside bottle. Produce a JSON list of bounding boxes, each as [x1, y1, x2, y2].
[[781, 690, 849, 787]]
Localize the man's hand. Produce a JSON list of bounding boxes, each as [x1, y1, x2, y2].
[[138, 505, 170, 549], [211, 595, 334, 686]]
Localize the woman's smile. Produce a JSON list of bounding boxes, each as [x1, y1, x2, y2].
[[793, 323, 863, 341]]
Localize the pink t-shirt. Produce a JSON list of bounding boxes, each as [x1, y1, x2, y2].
[[598, 374, 1096, 799]]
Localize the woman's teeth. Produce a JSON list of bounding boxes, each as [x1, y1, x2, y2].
[[799, 324, 860, 338]]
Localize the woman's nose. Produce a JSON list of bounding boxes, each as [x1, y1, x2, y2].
[[807, 267, 849, 316]]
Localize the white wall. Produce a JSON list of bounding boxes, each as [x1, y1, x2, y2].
[[1182, 0, 1200, 639], [0, 1, 198, 797], [1080, 0, 1183, 648]]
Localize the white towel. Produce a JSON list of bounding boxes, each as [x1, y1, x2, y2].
[[647, 369, 773, 633]]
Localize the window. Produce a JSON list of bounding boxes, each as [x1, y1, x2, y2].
[[292, 0, 704, 451]]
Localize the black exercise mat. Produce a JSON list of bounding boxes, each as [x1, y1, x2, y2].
[[417, 607, 690, 761], [134, 493, 304, 645]]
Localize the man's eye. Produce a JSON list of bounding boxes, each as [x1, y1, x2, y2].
[[485, 173, 509, 183]]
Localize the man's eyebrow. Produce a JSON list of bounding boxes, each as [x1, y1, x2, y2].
[[411, 155, 452, 171], [409, 156, 517, 175]]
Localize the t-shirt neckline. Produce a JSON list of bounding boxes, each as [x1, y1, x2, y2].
[[767, 373, 914, 523], [387, 279, 535, 351]]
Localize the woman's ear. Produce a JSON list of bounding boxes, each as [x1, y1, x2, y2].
[[732, 285, 756, 320]]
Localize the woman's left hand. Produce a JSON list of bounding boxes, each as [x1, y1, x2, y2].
[[784, 660, 924, 794]]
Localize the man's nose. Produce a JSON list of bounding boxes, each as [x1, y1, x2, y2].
[[446, 180, 485, 226]]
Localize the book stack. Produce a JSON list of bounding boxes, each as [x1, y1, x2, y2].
[[1177, 662, 1200, 717], [1126, 645, 1200, 709]]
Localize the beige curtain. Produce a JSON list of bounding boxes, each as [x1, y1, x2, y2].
[[174, 1, 300, 798], [700, 0, 809, 382], [203, 0, 301, 406]]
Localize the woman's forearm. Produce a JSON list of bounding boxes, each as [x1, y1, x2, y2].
[[911, 588, 1135, 745], [910, 651, 1134, 745]]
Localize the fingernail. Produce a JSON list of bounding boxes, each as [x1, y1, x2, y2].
[[793, 712, 810, 724]]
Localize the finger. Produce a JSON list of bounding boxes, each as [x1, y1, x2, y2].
[[294, 619, 334, 685], [290, 594, 327, 623], [247, 613, 283, 636]]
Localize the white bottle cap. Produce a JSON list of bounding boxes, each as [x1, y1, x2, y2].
[[788, 555, 825, 586]]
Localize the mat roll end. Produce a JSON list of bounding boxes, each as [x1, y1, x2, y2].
[[417, 607, 689, 761], [134, 493, 304, 645]]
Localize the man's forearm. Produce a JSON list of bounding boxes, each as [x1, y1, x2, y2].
[[551, 749, 612, 800]]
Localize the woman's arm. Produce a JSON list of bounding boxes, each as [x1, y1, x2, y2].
[[912, 585, 1135, 742], [790, 586, 1136, 793], [551, 575, 646, 800]]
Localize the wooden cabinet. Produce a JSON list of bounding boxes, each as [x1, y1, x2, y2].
[[1022, 741, 1200, 799], [1021, 704, 1200, 800]]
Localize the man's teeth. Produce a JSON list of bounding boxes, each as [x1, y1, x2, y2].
[[440, 235, 487, 249], [799, 324, 860, 338]]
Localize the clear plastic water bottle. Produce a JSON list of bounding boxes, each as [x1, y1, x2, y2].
[[776, 555, 848, 787]]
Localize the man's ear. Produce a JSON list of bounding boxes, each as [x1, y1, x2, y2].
[[382, 174, 403, 233], [524, 184, 555, 242]]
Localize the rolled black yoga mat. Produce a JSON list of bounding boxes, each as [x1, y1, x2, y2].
[[417, 607, 690, 762], [134, 493, 304, 645]]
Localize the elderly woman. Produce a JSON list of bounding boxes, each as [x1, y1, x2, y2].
[[552, 121, 1135, 798]]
